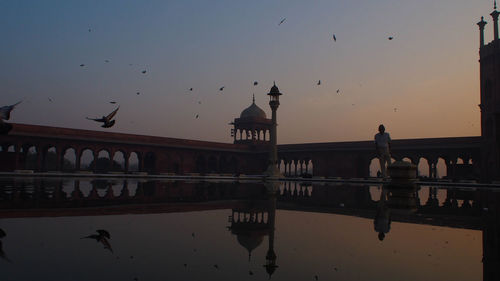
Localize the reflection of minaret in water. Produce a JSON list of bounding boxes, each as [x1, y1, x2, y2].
[[264, 182, 278, 278]]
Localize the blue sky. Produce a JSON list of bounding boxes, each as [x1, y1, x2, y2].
[[0, 0, 493, 143]]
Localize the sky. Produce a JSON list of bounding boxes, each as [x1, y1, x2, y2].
[[0, 0, 493, 144]]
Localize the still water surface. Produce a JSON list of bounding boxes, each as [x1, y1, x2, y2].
[[0, 177, 489, 281]]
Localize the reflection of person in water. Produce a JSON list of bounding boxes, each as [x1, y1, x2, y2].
[[374, 188, 391, 241]]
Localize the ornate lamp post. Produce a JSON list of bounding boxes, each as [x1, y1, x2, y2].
[[265, 82, 282, 177]]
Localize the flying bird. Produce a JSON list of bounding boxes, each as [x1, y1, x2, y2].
[[279, 18, 286, 25], [86, 107, 119, 128], [333, 34, 336, 41], [0, 101, 22, 121], [219, 86, 225, 91], [80, 64, 85, 67], [253, 81, 258, 86], [141, 70, 147, 74], [388, 36, 394, 40], [317, 80, 321, 86], [336, 89, 340, 94], [81, 229, 113, 252], [189, 88, 193, 91], [195, 114, 199, 119], [48, 98, 53, 102], [136, 92, 140, 95], [110, 101, 117, 104]]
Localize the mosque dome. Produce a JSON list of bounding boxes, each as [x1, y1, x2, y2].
[[240, 96, 267, 119]]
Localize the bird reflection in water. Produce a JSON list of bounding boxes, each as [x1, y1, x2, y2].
[[81, 229, 113, 253]]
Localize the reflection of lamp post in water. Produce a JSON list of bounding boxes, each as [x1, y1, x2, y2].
[[265, 82, 282, 177]]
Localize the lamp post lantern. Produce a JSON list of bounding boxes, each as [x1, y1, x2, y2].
[[265, 82, 282, 177]]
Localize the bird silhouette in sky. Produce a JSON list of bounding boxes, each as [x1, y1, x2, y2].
[[136, 92, 141, 95], [141, 70, 147, 74], [388, 36, 394, 40], [0, 101, 22, 122], [189, 88, 193, 91], [333, 34, 336, 41], [279, 18, 286, 25], [195, 114, 199, 119], [110, 101, 117, 104], [0, 100, 20, 135], [80, 64, 85, 67], [219, 86, 225, 92], [253, 81, 258, 86], [336, 89, 340, 94], [86, 107, 119, 128], [48, 98, 53, 102], [81, 229, 113, 253], [317, 80, 321, 85]]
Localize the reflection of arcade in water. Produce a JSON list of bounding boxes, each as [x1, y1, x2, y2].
[[0, 178, 499, 280]]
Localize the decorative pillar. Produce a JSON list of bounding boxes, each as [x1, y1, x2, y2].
[[492, 2, 499, 40], [478, 16, 487, 47]]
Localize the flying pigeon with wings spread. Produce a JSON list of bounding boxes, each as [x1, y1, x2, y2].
[[86, 107, 119, 128]]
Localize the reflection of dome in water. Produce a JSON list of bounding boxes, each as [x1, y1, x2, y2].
[[236, 234, 264, 259], [240, 99, 267, 119]]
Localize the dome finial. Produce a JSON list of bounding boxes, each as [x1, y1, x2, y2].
[[252, 93, 255, 104], [495, 0, 497, 10]]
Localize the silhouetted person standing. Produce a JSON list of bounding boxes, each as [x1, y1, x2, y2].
[[375, 124, 392, 178]]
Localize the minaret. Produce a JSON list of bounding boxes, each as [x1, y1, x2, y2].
[[265, 82, 282, 177], [492, 1, 500, 40], [478, 17, 487, 47]]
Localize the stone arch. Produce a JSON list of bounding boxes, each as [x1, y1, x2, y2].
[[62, 147, 76, 171], [112, 150, 126, 171], [80, 148, 94, 171], [43, 146, 58, 171], [369, 157, 380, 177], [437, 157, 447, 178], [128, 152, 140, 172], [417, 157, 429, 178], [25, 145, 38, 170], [93, 149, 111, 173]]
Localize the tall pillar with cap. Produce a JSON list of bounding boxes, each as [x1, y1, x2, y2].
[[265, 82, 282, 177], [478, 16, 487, 47], [491, 1, 499, 40]]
